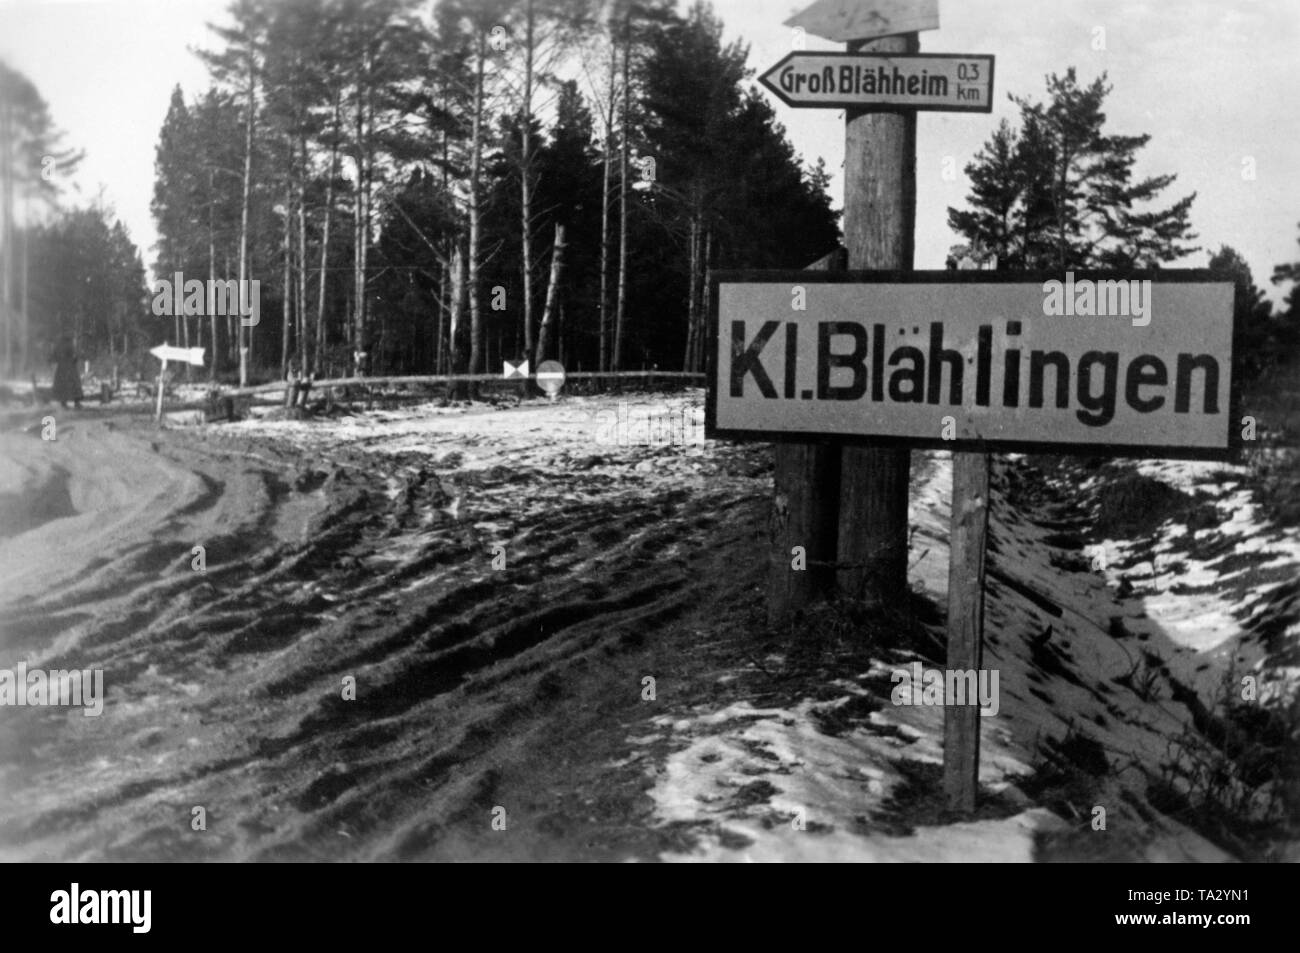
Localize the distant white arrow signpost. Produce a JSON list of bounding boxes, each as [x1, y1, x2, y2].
[[150, 344, 205, 424]]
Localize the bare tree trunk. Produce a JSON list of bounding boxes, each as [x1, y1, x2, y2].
[[281, 172, 292, 380], [520, 0, 536, 367], [208, 169, 218, 381], [696, 226, 711, 371], [449, 240, 468, 397], [238, 47, 256, 387], [535, 223, 566, 363], [597, 45, 615, 374], [1, 100, 11, 376], [467, 33, 487, 378], [296, 136, 308, 377], [315, 93, 340, 376], [352, 64, 368, 375], [613, 17, 630, 372], [225, 251, 235, 366], [180, 267, 191, 381], [19, 193, 29, 374], [682, 213, 698, 370]]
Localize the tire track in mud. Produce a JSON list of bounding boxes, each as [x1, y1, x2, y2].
[[0, 411, 771, 860]]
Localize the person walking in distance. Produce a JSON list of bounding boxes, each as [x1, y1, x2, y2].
[[51, 335, 83, 409]]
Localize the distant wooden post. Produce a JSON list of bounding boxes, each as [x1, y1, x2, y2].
[[944, 450, 990, 814], [154, 360, 167, 425], [837, 32, 916, 601], [767, 247, 845, 626]]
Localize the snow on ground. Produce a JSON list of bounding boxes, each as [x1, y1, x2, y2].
[[635, 450, 1273, 862], [1088, 458, 1300, 698], [647, 698, 1062, 863], [3, 389, 1291, 861]]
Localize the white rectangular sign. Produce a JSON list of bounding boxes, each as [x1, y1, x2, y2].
[[150, 344, 205, 366], [760, 53, 994, 112], [784, 0, 940, 43], [707, 272, 1240, 459]]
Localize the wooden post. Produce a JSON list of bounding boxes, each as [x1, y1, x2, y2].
[[154, 359, 167, 425], [944, 450, 990, 814], [837, 32, 917, 602], [768, 247, 844, 626]]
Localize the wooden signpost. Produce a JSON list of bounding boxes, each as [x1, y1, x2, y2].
[[150, 343, 205, 424], [720, 0, 1240, 815]]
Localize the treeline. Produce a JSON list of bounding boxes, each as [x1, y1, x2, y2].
[[946, 69, 1300, 387], [147, 0, 838, 384]]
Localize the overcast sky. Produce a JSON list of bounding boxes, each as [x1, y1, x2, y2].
[[1, 0, 1297, 301]]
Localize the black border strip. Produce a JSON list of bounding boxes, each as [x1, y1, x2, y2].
[[704, 269, 1245, 463], [759, 51, 995, 114]]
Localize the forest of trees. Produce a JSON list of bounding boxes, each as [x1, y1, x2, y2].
[[142, 0, 839, 385], [0, 0, 838, 385]]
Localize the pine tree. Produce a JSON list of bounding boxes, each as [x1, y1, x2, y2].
[[1270, 224, 1300, 365], [1210, 245, 1275, 385], [0, 61, 82, 374], [949, 69, 1198, 271]]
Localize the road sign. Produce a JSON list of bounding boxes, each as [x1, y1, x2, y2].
[[503, 359, 529, 379], [536, 360, 566, 397], [785, 0, 938, 43], [760, 52, 994, 112], [150, 344, 205, 366], [708, 271, 1240, 460], [149, 344, 204, 424]]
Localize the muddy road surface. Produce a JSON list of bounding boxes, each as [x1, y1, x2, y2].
[[0, 395, 775, 860]]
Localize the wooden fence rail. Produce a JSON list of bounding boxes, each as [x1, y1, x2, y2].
[[221, 369, 706, 398]]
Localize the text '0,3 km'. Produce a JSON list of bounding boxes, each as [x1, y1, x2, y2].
[[706, 272, 1240, 460]]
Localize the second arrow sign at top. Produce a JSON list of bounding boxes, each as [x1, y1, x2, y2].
[[759, 52, 994, 113]]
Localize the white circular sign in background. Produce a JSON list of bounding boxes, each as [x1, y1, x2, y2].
[[536, 360, 566, 397]]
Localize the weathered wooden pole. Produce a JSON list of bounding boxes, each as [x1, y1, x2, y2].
[[154, 359, 168, 425], [767, 247, 845, 627], [838, 32, 916, 601], [943, 450, 990, 814]]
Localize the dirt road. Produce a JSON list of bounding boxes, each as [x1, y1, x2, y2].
[[1, 393, 1294, 861], [0, 395, 779, 860]]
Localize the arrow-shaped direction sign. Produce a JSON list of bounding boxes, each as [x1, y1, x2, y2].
[[149, 344, 205, 424], [759, 52, 993, 113], [150, 344, 206, 366], [785, 0, 938, 43]]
